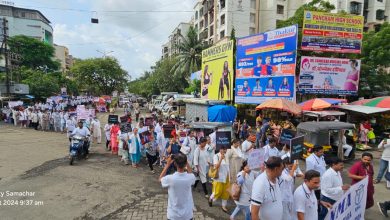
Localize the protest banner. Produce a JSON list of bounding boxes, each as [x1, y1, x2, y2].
[[201, 40, 234, 100], [248, 149, 265, 170], [8, 101, 23, 108], [76, 105, 88, 120], [235, 25, 298, 104], [216, 131, 231, 151], [108, 115, 119, 124], [325, 176, 368, 220], [290, 136, 304, 161], [163, 124, 175, 138], [298, 56, 361, 95], [279, 129, 297, 145], [302, 11, 364, 54]]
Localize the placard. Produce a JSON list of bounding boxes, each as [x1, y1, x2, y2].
[[248, 149, 265, 170], [163, 124, 175, 138], [216, 131, 231, 151], [139, 130, 151, 145], [108, 114, 119, 124], [279, 129, 297, 145], [290, 135, 304, 161], [325, 176, 368, 220]]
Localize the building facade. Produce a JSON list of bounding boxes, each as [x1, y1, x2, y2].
[[161, 22, 191, 58], [54, 44, 73, 72], [0, 4, 53, 44]]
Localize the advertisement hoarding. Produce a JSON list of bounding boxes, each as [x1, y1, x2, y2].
[[235, 25, 298, 104], [298, 56, 361, 95], [201, 40, 234, 100], [302, 11, 364, 54]]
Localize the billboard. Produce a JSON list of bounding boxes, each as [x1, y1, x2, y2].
[[201, 40, 234, 100], [298, 56, 361, 95], [302, 11, 364, 54], [235, 25, 298, 104]]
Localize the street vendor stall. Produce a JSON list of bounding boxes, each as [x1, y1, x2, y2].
[[297, 121, 355, 161]]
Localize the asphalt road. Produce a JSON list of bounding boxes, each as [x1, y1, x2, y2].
[[0, 111, 388, 220]]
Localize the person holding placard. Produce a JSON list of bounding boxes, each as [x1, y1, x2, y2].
[[209, 147, 230, 213], [281, 157, 303, 220]]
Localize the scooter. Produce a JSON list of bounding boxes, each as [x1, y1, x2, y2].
[[69, 135, 90, 165]]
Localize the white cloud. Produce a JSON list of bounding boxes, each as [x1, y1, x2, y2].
[[49, 0, 196, 78]]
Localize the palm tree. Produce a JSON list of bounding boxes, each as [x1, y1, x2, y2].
[[171, 26, 207, 78]]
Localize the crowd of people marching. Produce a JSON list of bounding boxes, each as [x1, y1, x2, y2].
[[1, 98, 390, 220]]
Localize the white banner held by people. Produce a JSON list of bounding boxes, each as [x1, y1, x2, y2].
[[325, 176, 368, 220], [248, 149, 265, 170]]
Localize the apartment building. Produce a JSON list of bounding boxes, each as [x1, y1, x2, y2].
[[54, 44, 73, 72], [161, 22, 191, 58], [0, 4, 53, 44]]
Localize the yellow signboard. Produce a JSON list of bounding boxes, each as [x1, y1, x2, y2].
[[302, 11, 364, 53], [201, 40, 234, 100]]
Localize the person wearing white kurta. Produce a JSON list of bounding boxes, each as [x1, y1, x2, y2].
[[281, 159, 303, 220], [193, 138, 210, 197], [104, 123, 111, 150], [182, 131, 197, 167], [226, 139, 245, 183], [157, 130, 168, 167], [91, 118, 102, 144], [210, 148, 230, 212]]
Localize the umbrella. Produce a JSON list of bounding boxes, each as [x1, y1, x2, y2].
[[350, 98, 373, 105], [299, 98, 347, 111], [255, 98, 302, 115], [363, 96, 390, 108]]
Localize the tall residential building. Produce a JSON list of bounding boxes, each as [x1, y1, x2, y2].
[[0, 4, 53, 44], [161, 22, 191, 58], [54, 44, 73, 72]]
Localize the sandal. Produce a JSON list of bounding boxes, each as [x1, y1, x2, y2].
[[208, 199, 213, 207], [221, 207, 228, 213]]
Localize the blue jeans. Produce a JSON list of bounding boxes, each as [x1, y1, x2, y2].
[[319, 195, 336, 220], [230, 204, 250, 220], [376, 159, 389, 181]]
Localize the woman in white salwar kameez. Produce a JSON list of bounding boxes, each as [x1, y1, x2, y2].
[[91, 118, 102, 144], [226, 139, 244, 183], [193, 137, 210, 198]]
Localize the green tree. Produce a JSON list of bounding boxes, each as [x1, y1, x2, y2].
[[184, 79, 201, 95], [71, 57, 128, 95], [172, 26, 207, 78], [8, 35, 60, 71]]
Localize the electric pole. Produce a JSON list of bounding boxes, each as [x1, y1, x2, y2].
[[1, 17, 9, 95]]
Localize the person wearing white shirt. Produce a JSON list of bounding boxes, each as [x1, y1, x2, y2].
[[159, 153, 196, 220], [104, 123, 112, 150], [251, 156, 284, 220], [375, 135, 390, 184], [305, 146, 326, 176], [319, 158, 350, 220], [155, 119, 163, 134], [70, 122, 91, 156], [342, 130, 353, 158], [209, 147, 230, 212], [264, 137, 281, 162], [193, 137, 210, 198], [281, 157, 303, 220], [294, 170, 325, 220], [182, 130, 197, 167], [241, 137, 255, 160]]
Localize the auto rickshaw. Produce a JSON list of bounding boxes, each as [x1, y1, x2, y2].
[[297, 121, 356, 161]]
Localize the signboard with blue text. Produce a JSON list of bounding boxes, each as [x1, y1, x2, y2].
[[235, 25, 298, 104]]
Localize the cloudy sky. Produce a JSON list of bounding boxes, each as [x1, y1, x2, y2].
[[13, 0, 196, 79]]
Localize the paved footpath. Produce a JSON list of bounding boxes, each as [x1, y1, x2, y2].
[[0, 112, 388, 220]]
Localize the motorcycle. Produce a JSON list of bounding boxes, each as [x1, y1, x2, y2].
[[69, 135, 90, 165]]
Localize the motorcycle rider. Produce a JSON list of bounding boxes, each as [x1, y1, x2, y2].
[[70, 121, 91, 158]]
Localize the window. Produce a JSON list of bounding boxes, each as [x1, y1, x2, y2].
[[221, 14, 225, 25], [350, 2, 362, 15], [250, 13, 256, 24], [195, 24, 198, 31], [195, 11, 198, 20], [376, 9, 385, 20], [220, 0, 226, 9], [210, 25, 214, 36], [249, 27, 256, 35], [200, 20, 204, 29], [21, 12, 26, 17], [200, 8, 204, 16], [377, 0, 383, 2], [220, 30, 225, 39], [277, 5, 284, 15], [251, 0, 256, 9]]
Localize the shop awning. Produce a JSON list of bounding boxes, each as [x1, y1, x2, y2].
[[303, 110, 346, 118], [337, 105, 390, 114]]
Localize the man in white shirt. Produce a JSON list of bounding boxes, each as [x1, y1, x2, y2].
[[342, 130, 353, 158], [241, 135, 255, 160], [375, 135, 390, 184], [306, 145, 326, 175], [159, 153, 196, 220], [70, 121, 91, 156], [319, 158, 350, 220], [294, 170, 331, 220], [251, 156, 284, 220], [264, 137, 281, 161]]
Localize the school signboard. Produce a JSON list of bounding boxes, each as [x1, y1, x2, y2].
[[235, 25, 298, 104], [298, 56, 361, 95], [302, 11, 364, 54], [201, 40, 234, 101], [325, 176, 368, 220]]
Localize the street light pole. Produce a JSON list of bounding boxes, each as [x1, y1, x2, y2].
[[96, 50, 114, 58]]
